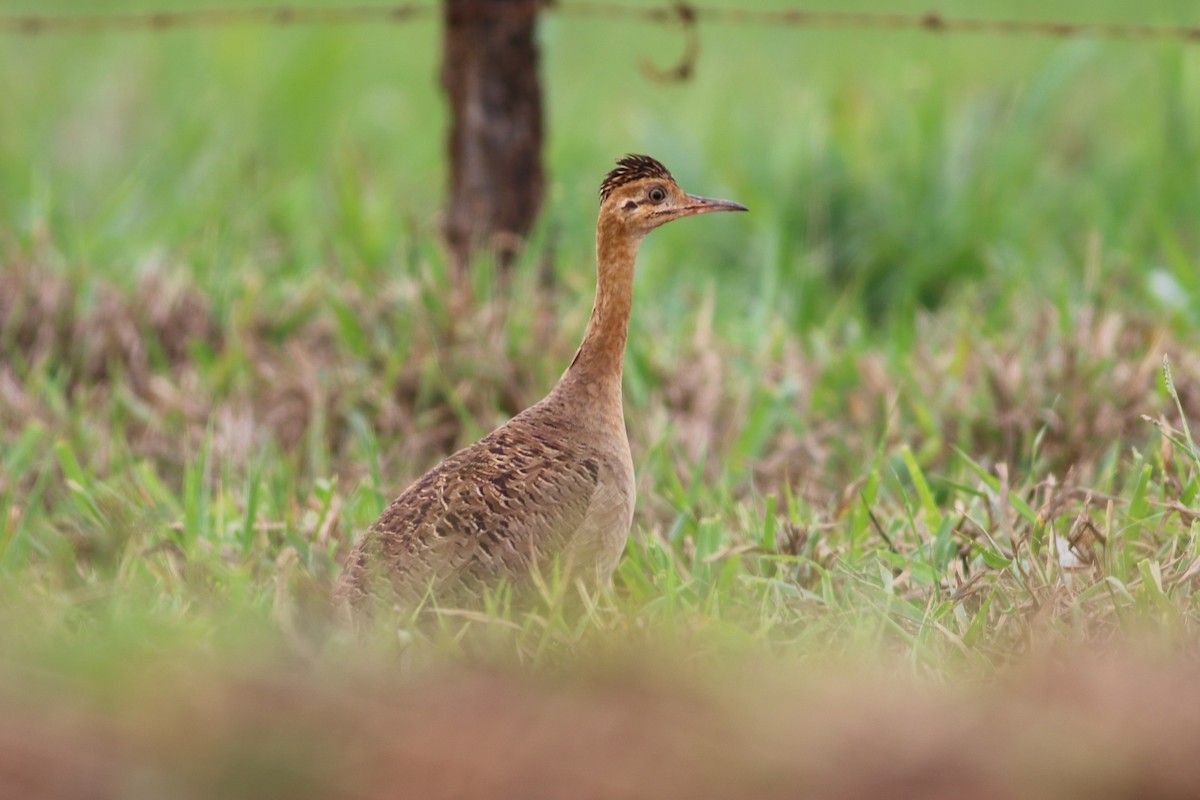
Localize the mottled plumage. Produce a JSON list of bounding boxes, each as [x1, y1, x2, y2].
[[333, 155, 745, 616], [337, 398, 631, 609]]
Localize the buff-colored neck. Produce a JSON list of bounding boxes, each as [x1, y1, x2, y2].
[[554, 215, 640, 410]]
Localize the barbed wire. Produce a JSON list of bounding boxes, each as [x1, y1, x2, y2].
[[4, 1, 1195, 39], [578, 3, 1200, 41], [0, 5, 431, 34], [3, 2, 1198, 82], [5, 1, 1200, 39]]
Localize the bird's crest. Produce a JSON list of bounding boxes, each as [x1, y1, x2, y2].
[[599, 154, 674, 202]]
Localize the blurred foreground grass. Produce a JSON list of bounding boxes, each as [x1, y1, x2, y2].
[[1, 5, 1200, 792]]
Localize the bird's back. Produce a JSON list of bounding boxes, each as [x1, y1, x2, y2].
[[332, 398, 634, 613]]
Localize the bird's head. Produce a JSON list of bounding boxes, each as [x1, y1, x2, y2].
[[598, 154, 747, 236]]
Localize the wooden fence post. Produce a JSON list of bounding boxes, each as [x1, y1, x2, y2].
[[440, 0, 544, 294]]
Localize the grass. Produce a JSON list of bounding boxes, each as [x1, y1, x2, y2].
[[2, 0, 1200, 793]]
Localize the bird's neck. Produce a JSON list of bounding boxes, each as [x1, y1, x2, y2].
[[557, 217, 640, 409]]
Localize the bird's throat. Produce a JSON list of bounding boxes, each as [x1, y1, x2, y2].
[[561, 220, 640, 407]]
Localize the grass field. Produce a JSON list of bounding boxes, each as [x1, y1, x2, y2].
[[3, 0, 1200, 796]]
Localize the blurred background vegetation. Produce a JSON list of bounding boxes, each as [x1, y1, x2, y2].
[[3, 0, 1197, 325]]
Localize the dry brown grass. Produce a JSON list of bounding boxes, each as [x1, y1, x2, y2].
[[3, 259, 1197, 558]]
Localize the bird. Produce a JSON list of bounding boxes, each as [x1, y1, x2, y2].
[[333, 154, 747, 615]]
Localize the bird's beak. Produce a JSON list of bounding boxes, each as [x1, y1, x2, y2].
[[673, 193, 749, 218]]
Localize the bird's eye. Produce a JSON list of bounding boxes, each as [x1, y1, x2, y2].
[[647, 186, 667, 203]]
